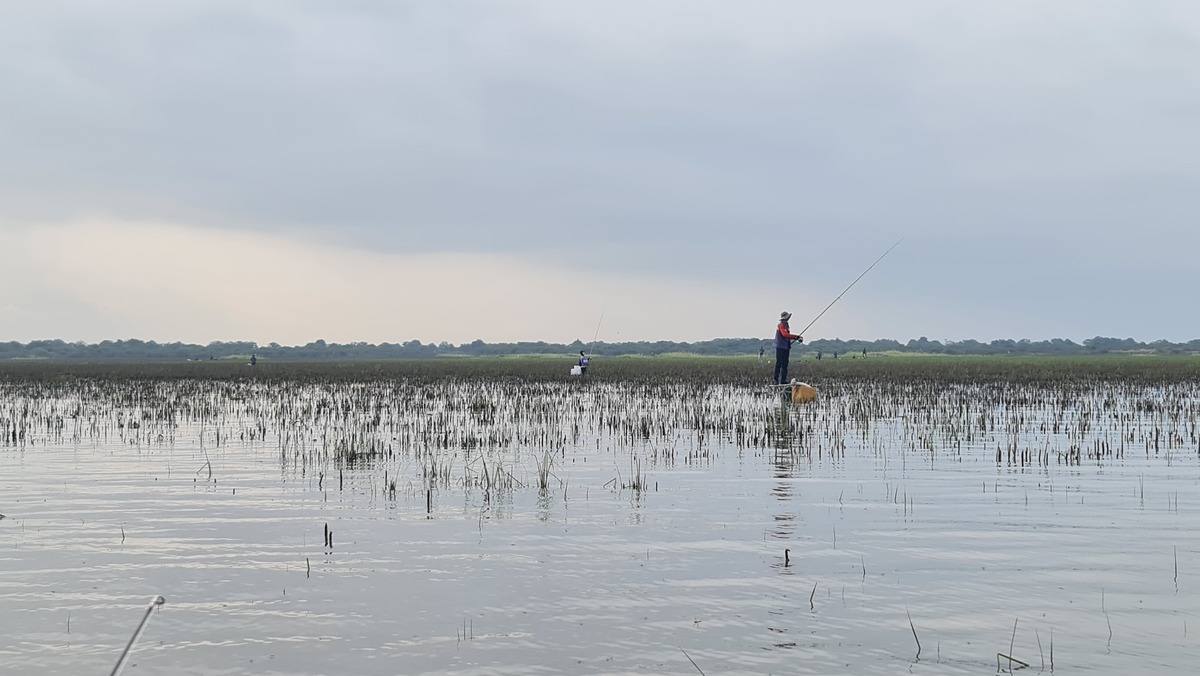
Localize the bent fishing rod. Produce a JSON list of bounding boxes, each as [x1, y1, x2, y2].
[[796, 237, 904, 338]]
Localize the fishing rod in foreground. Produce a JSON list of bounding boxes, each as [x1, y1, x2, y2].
[[797, 237, 904, 337], [110, 595, 165, 676]]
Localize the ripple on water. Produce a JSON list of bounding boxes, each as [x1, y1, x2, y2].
[[4, 380, 1200, 675]]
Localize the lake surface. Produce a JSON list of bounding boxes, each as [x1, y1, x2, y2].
[[2, 375, 1199, 674]]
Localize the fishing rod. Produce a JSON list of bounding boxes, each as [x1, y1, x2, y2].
[[110, 595, 166, 676], [570, 307, 604, 375], [796, 237, 904, 337], [585, 306, 605, 354]]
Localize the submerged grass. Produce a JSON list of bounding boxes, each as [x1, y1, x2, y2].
[[4, 353, 1200, 385], [3, 354, 1198, 671], [2, 355, 1199, 507]]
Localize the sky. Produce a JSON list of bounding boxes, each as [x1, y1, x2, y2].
[[2, 1, 1198, 346]]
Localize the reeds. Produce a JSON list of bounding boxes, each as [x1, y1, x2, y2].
[[1, 358, 1197, 509], [907, 608, 921, 660]]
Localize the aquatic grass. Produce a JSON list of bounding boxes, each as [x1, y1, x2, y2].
[[907, 608, 921, 660], [2, 356, 1199, 520], [995, 617, 1030, 672], [3, 356, 1200, 672], [536, 449, 554, 493], [4, 360, 1195, 492]]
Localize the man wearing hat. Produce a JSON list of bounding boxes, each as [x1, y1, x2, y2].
[[774, 311, 803, 384]]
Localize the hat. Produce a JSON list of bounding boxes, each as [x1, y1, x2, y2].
[[780, 311, 792, 321]]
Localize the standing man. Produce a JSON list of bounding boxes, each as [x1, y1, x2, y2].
[[773, 311, 802, 384], [578, 351, 590, 375]]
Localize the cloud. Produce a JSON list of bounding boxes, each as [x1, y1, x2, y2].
[[2, 2, 1199, 343], [4, 217, 890, 345]]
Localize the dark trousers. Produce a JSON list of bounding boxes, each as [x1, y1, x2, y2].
[[774, 348, 790, 384]]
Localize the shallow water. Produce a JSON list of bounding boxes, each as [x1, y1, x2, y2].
[[2, 379, 1200, 674]]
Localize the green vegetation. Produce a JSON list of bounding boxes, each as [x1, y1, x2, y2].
[[1, 335, 1199, 361], [3, 354, 1199, 386]]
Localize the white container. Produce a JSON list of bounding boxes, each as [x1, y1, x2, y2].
[[570, 365, 582, 376]]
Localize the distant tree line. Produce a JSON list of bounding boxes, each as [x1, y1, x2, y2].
[[0, 335, 1198, 361]]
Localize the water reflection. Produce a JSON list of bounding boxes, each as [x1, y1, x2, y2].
[[768, 397, 802, 544], [4, 376, 1200, 674]]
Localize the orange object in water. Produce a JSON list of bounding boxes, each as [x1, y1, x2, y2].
[[791, 383, 818, 404]]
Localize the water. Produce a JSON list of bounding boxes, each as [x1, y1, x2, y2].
[[2, 378, 1200, 674]]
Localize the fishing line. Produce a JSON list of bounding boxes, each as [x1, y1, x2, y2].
[[586, 306, 605, 353], [798, 238, 904, 337]]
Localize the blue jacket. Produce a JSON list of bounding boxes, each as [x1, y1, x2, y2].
[[774, 321, 799, 350]]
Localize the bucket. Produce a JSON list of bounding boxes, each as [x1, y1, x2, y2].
[[791, 383, 817, 404], [570, 365, 582, 376]]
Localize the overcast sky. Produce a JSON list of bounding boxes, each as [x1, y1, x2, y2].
[[2, 1, 1197, 346]]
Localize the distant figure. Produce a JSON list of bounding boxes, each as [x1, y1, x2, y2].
[[758, 345, 765, 363], [773, 311, 803, 384], [250, 354, 257, 366], [578, 351, 589, 375], [862, 348, 867, 358], [832, 351, 838, 359], [816, 350, 822, 361]]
